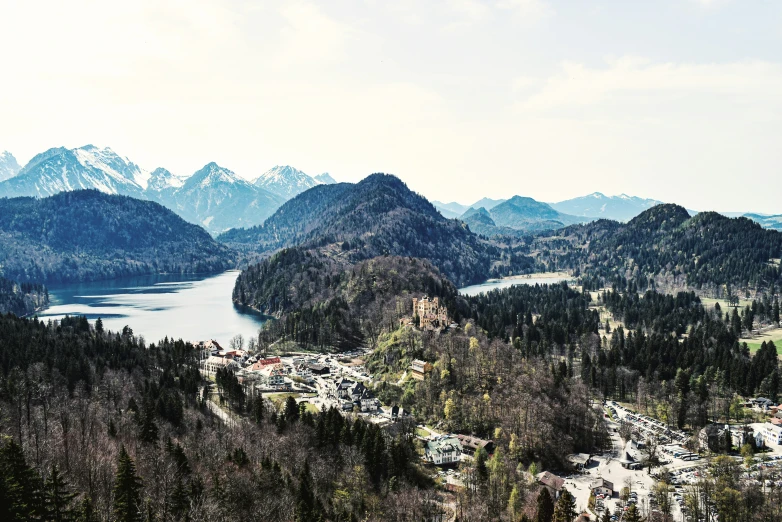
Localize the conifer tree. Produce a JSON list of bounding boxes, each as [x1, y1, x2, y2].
[[553, 488, 577, 522], [43, 464, 77, 522], [113, 445, 143, 522], [0, 437, 43, 521], [536, 488, 555, 522]]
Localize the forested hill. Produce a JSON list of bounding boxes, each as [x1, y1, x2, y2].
[[220, 174, 492, 287], [0, 190, 235, 283], [535, 203, 782, 293], [0, 276, 48, 316]]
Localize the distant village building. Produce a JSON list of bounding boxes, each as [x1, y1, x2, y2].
[[536, 471, 565, 500], [590, 478, 614, 497], [567, 453, 592, 470], [411, 359, 433, 380], [202, 355, 238, 375], [425, 436, 462, 466], [412, 296, 450, 329], [763, 423, 782, 446], [455, 434, 495, 456]]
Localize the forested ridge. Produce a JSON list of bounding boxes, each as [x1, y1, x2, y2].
[[532, 204, 782, 294], [0, 190, 235, 283], [220, 174, 511, 287], [0, 276, 48, 316]]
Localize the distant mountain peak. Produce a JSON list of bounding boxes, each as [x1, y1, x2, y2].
[[254, 165, 321, 199], [315, 172, 336, 184], [0, 151, 21, 183], [551, 192, 663, 222]]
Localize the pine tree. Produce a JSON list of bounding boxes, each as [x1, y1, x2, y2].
[[553, 488, 577, 522], [284, 396, 300, 423], [251, 396, 265, 424], [294, 460, 320, 522], [624, 503, 641, 522], [139, 399, 158, 444], [43, 464, 77, 522], [113, 445, 143, 522], [76, 497, 97, 522], [0, 436, 43, 521], [536, 488, 555, 522]]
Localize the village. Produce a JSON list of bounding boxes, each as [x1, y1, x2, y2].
[[194, 295, 782, 522]]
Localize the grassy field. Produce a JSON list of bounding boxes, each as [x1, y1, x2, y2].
[[415, 427, 431, 438], [700, 297, 753, 310], [741, 327, 782, 354]]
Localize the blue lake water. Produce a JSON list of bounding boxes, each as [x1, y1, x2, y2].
[[459, 274, 573, 296], [40, 270, 267, 346]]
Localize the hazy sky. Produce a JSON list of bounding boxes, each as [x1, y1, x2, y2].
[[1, 0, 780, 212]]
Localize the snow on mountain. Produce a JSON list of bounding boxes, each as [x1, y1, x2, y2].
[[172, 162, 286, 234], [252, 165, 322, 200], [0, 151, 21, 182], [146, 167, 187, 193], [0, 145, 148, 199], [314, 172, 337, 184], [551, 192, 663, 222]]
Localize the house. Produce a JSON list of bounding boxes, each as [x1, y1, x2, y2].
[[536, 472, 565, 500], [411, 359, 433, 380], [351, 382, 367, 402], [260, 366, 286, 387], [699, 424, 728, 452], [568, 453, 592, 470], [425, 436, 462, 466], [335, 378, 355, 400], [202, 355, 238, 375], [455, 434, 495, 456], [307, 363, 330, 375], [752, 397, 775, 411], [590, 478, 614, 497], [359, 389, 378, 412], [730, 425, 757, 447], [763, 423, 782, 445]]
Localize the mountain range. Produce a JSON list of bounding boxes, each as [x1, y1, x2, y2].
[[0, 145, 335, 234]]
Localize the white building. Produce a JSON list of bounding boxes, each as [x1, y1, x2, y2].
[[425, 436, 462, 466], [202, 355, 238, 375], [763, 423, 782, 445]]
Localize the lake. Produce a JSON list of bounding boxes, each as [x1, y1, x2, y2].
[[459, 273, 573, 296], [40, 270, 267, 346]]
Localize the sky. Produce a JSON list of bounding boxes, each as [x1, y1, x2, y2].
[[0, 0, 780, 213]]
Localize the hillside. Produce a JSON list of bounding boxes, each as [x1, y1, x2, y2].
[[220, 174, 493, 287], [0, 276, 48, 316], [0, 190, 235, 283], [234, 253, 460, 349], [534, 204, 782, 293], [461, 207, 525, 238]]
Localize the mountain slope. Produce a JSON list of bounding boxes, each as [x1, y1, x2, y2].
[[253, 165, 321, 199], [535, 204, 782, 292], [470, 197, 506, 210], [0, 276, 48, 316], [220, 174, 492, 286], [488, 196, 588, 231], [0, 190, 235, 283], [168, 162, 285, 234], [0, 145, 148, 199], [551, 192, 663, 221], [0, 151, 21, 182]]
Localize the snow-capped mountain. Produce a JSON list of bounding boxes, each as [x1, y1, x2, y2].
[[0, 145, 148, 199], [252, 165, 323, 200], [172, 162, 285, 233], [314, 172, 337, 184], [550, 192, 663, 222], [0, 151, 21, 182], [147, 167, 186, 193]]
